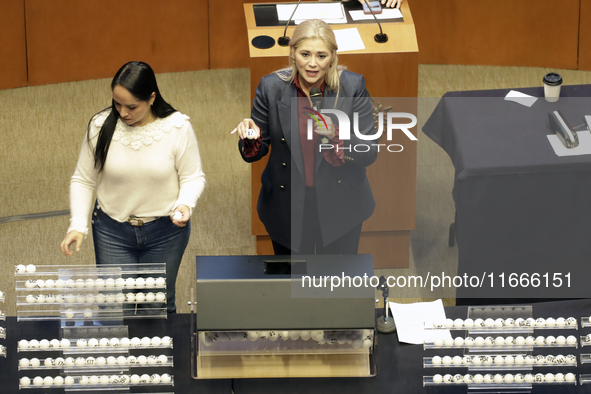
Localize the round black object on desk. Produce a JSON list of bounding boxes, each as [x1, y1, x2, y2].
[[252, 35, 275, 49]]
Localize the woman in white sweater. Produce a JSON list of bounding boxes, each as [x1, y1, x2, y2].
[[60, 61, 206, 313]]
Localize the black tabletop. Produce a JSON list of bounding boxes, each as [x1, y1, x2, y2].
[[422, 85, 591, 301], [2, 301, 591, 393]]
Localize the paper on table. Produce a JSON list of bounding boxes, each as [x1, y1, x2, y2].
[[504, 90, 538, 107], [277, 3, 344, 21], [334, 28, 365, 52], [294, 17, 348, 25], [547, 130, 591, 156], [349, 9, 403, 21], [389, 299, 451, 345]]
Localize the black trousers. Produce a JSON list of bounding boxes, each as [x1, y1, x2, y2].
[[272, 187, 363, 255]]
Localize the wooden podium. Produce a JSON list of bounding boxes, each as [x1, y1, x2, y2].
[[244, 2, 418, 268]]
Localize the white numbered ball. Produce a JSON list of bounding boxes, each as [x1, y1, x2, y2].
[[99, 375, 109, 385], [77, 338, 87, 348], [53, 376, 64, 386], [95, 357, 106, 366], [45, 279, 55, 288], [29, 339, 39, 349], [79, 376, 89, 385], [156, 277, 166, 287], [151, 374, 161, 383], [141, 336, 151, 346], [75, 357, 86, 366], [130, 374, 140, 384], [117, 356, 127, 366], [107, 356, 117, 365], [146, 292, 156, 302], [110, 337, 120, 347], [26, 294, 36, 303], [161, 373, 172, 384], [94, 278, 105, 288], [19, 358, 30, 367], [60, 338, 70, 348], [126, 293, 136, 302], [151, 336, 161, 346], [55, 279, 65, 288], [126, 277, 135, 288], [33, 376, 44, 387], [146, 277, 156, 287], [156, 292, 166, 302], [566, 335, 577, 345], [16, 264, 26, 273], [44, 357, 54, 367], [137, 355, 147, 365], [120, 337, 131, 347], [29, 358, 40, 367], [54, 357, 64, 367], [89, 375, 99, 385], [26, 264, 36, 273], [64, 376, 75, 385], [75, 279, 85, 288], [135, 277, 145, 288], [86, 356, 96, 366], [135, 292, 146, 302], [115, 293, 125, 302], [130, 337, 141, 347]]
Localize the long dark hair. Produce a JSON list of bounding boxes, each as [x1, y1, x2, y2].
[[89, 61, 177, 172]]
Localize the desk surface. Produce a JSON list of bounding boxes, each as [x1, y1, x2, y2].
[[2, 300, 591, 393], [424, 85, 591, 178], [422, 85, 591, 300]]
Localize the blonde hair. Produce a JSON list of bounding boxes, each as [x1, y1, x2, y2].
[[275, 19, 345, 96]]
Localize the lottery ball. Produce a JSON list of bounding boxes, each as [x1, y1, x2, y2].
[[26, 264, 36, 273], [161, 336, 172, 346], [89, 376, 99, 385], [125, 277, 135, 288], [54, 357, 64, 367], [146, 277, 156, 287], [120, 337, 131, 347], [29, 339, 40, 349], [140, 337, 151, 346], [29, 358, 40, 367], [94, 278, 105, 288], [44, 357, 54, 367], [26, 295, 36, 303], [45, 279, 55, 288], [135, 292, 145, 302], [75, 357, 86, 366], [117, 356, 127, 366], [473, 374, 484, 384], [96, 357, 106, 366], [79, 376, 89, 385], [110, 337, 120, 347], [151, 374, 161, 383], [145, 292, 156, 302], [64, 376, 74, 386], [155, 292, 166, 302], [137, 355, 147, 365], [156, 277, 166, 287], [566, 335, 577, 345], [54, 376, 64, 386], [115, 278, 125, 287], [130, 374, 140, 384], [85, 278, 95, 288], [130, 337, 141, 347], [77, 339, 87, 348], [33, 376, 44, 387], [19, 358, 30, 367], [135, 277, 145, 288], [161, 373, 172, 384], [16, 264, 26, 273], [107, 356, 117, 365], [75, 279, 85, 288], [151, 336, 162, 346]]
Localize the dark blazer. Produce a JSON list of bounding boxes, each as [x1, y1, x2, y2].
[[239, 70, 377, 251]]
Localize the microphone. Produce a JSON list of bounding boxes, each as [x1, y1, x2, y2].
[[278, 0, 303, 47], [363, 0, 388, 43], [310, 87, 323, 111]]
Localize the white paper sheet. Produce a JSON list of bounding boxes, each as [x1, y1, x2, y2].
[[334, 28, 365, 52], [389, 299, 451, 345], [504, 90, 538, 107], [277, 3, 345, 21], [547, 130, 591, 156], [349, 8, 403, 21]]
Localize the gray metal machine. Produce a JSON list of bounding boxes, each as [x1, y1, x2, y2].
[[191, 254, 377, 379]]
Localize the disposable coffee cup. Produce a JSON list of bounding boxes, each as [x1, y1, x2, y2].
[[543, 72, 563, 102]]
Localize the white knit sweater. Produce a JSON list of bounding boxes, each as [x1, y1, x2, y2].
[[68, 110, 206, 235]]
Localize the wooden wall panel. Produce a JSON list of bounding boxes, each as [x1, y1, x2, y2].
[[411, 0, 580, 69], [0, 0, 27, 90], [25, 0, 209, 86], [580, 0, 591, 71], [209, 0, 292, 70]]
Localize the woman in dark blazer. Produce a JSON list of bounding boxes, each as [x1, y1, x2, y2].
[[232, 19, 377, 255]]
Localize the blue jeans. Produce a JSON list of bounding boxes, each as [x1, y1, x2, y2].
[[91, 203, 190, 313]]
